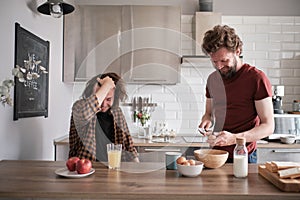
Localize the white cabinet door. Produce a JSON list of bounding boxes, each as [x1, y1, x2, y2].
[[55, 144, 69, 161], [257, 148, 300, 163]]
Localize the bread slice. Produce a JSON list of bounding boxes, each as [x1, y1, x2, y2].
[[278, 167, 300, 179], [265, 162, 277, 172], [271, 161, 300, 172]]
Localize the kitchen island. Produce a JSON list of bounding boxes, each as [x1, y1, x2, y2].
[[0, 160, 299, 199]]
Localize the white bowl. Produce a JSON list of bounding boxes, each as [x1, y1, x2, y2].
[[176, 161, 204, 177], [280, 136, 296, 144]]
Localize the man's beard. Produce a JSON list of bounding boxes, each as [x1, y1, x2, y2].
[[218, 57, 237, 79]]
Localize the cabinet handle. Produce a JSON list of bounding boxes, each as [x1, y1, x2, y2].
[[272, 149, 300, 153], [132, 78, 167, 82], [144, 148, 181, 152]]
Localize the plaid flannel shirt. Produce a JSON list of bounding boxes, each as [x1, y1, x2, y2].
[[69, 94, 138, 161]]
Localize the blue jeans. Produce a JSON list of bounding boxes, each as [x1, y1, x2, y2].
[[248, 149, 257, 163]]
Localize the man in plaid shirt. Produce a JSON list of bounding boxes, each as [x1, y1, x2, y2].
[[69, 72, 139, 162]]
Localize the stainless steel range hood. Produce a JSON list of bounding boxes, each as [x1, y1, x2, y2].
[[63, 5, 181, 84]]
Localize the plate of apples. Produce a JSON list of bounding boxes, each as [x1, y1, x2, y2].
[[55, 157, 95, 178]]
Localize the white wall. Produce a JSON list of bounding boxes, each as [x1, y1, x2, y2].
[[0, 0, 73, 160]]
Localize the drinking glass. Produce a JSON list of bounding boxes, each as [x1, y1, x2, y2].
[[107, 143, 122, 170]]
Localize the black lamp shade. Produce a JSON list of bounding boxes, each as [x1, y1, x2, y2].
[[37, 1, 75, 15]]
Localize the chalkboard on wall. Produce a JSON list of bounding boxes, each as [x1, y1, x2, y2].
[[13, 23, 49, 120]]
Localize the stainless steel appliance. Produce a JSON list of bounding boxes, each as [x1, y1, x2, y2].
[[63, 5, 181, 84], [268, 114, 300, 140], [272, 85, 284, 114]]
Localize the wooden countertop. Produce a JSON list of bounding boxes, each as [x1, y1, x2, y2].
[[54, 135, 300, 149], [0, 160, 299, 199]]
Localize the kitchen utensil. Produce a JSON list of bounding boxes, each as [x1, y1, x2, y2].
[[177, 161, 204, 177], [194, 149, 228, 169], [165, 152, 182, 170], [280, 136, 296, 144], [138, 96, 143, 112], [132, 97, 136, 122], [259, 165, 300, 192], [198, 127, 213, 135]]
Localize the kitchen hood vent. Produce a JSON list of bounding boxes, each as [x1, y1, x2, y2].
[[63, 5, 181, 84]]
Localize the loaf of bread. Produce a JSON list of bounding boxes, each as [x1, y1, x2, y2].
[[265, 161, 300, 173], [278, 167, 300, 179]]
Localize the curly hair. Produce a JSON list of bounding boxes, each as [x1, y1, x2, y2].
[[81, 72, 127, 107], [202, 25, 243, 55]]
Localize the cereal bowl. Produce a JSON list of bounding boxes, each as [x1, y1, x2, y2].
[[177, 161, 204, 177], [194, 149, 228, 169], [280, 135, 296, 144]]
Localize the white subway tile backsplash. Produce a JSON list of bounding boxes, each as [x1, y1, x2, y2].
[[268, 69, 294, 77], [281, 52, 295, 59], [243, 16, 269, 24], [256, 60, 280, 68], [230, 24, 256, 33], [269, 16, 295, 25], [242, 33, 268, 42], [282, 43, 300, 51], [256, 25, 281, 33], [180, 111, 202, 120], [255, 42, 281, 51], [269, 78, 280, 86], [281, 59, 300, 68], [281, 78, 300, 86], [269, 33, 294, 42], [294, 69, 300, 77], [243, 51, 268, 59], [222, 16, 243, 25], [295, 17, 300, 25], [268, 52, 283, 60], [123, 15, 300, 135], [294, 86, 300, 94], [282, 25, 300, 33]]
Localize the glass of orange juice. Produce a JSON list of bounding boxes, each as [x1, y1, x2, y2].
[[107, 143, 122, 170]]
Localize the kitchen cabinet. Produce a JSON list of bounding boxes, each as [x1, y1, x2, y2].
[[63, 5, 181, 84], [257, 147, 300, 163], [54, 135, 300, 163], [136, 146, 199, 162], [54, 136, 69, 161]]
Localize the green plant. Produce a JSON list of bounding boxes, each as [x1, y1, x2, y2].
[[0, 79, 14, 106], [135, 111, 150, 126]]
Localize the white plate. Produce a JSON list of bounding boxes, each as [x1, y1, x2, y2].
[[55, 167, 95, 178]]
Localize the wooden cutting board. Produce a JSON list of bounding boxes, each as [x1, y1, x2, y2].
[[287, 111, 300, 114], [258, 165, 300, 192]]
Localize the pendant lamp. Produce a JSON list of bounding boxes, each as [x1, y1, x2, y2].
[[37, 0, 75, 18]]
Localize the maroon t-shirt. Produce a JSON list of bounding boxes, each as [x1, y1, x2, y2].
[[206, 64, 272, 158]]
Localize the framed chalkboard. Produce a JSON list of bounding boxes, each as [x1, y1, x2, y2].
[[13, 23, 49, 120]]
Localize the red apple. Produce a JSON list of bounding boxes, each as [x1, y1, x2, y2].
[[66, 157, 80, 171], [76, 159, 92, 174]]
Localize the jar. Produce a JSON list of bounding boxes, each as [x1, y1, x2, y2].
[[293, 100, 300, 112], [233, 137, 248, 178]]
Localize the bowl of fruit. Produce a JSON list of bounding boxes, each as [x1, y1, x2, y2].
[[176, 156, 204, 177]]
